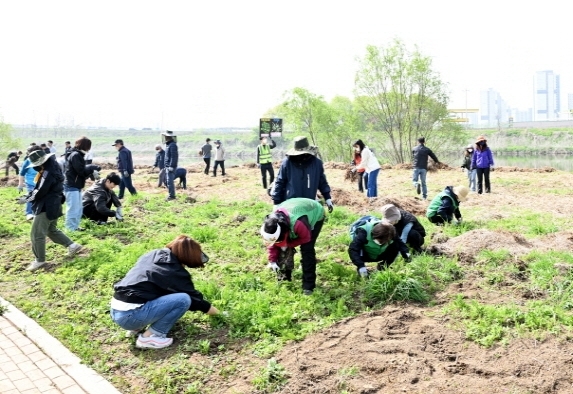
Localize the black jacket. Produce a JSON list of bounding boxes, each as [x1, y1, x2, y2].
[[113, 248, 211, 313], [116, 146, 134, 174], [272, 155, 331, 205], [412, 144, 439, 169], [396, 209, 426, 238], [82, 180, 121, 218], [153, 149, 165, 169], [26, 156, 65, 220], [65, 148, 99, 189], [437, 186, 462, 222], [349, 228, 409, 269], [164, 140, 178, 169]]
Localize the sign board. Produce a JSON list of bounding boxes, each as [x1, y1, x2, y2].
[[259, 118, 283, 138]]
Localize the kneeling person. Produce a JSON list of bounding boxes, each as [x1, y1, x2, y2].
[[175, 167, 187, 189], [349, 216, 410, 277], [82, 172, 124, 224], [426, 185, 468, 225], [381, 204, 426, 254]]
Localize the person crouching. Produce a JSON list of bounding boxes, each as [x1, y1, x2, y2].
[[426, 185, 469, 225], [82, 172, 124, 224]]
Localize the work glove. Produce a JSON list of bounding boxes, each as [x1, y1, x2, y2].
[[257, 163, 261, 169], [358, 267, 368, 278], [455, 218, 462, 226], [351, 167, 357, 174], [325, 199, 334, 213], [115, 207, 124, 221], [167, 167, 174, 172], [123, 171, 130, 178], [17, 184, 24, 193], [404, 253, 412, 263], [16, 196, 27, 204], [267, 262, 280, 272], [92, 170, 101, 180], [280, 246, 287, 251], [350, 160, 356, 165]]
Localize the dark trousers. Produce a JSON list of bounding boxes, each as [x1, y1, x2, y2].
[[213, 161, 225, 176], [118, 175, 137, 198], [300, 219, 324, 291], [178, 175, 187, 189], [203, 158, 211, 174], [5, 162, 19, 176], [357, 172, 367, 192], [428, 215, 448, 225], [476, 167, 491, 194], [260, 163, 274, 189], [360, 242, 400, 270], [405, 229, 425, 253], [83, 201, 112, 222], [166, 171, 176, 198]]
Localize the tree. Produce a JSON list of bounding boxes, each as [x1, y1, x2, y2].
[[0, 115, 18, 154], [354, 39, 456, 164]]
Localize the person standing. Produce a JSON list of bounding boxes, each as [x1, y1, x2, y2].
[[271, 136, 333, 213], [64, 141, 72, 156], [412, 137, 440, 200], [471, 136, 495, 194], [113, 139, 137, 199], [40, 143, 50, 154], [153, 144, 166, 187], [353, 139, 381, 202], [64, 137, 101, 231], [82, 172, 123, 224], [351, 147, 367, 193], [260, 198, 325, 295], [18, 145, 41, 220], [212, 139, 225, 177], [163, 131, 178, 200], [461, 144, 476, 192], [257, 136, 276, 189], [47, 140, 56, 154], [17, 150, 83, 271], [200, 138, 212, 175]]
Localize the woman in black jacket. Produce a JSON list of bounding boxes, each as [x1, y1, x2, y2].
[[110, 235, 221, 349], [19, 150, 83, 271]]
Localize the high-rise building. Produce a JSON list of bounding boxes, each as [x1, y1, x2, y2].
[[511, 108, 533, 122], [568, 93, 573, 111], [534, 70, 560, 120], [480, 88, 509, 127]]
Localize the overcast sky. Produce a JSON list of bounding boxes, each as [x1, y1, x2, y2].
[[1, 0, 571, 130]]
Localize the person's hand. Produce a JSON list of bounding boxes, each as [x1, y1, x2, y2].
[[17, 184, 24, 193], [455, 218, 462, 226], [351, 167, 357, 174], [123, 171, 130, 178], [490, 166, 495, 172], [92, 170, 101, 180], [115, 207, 124, 221], [326, 199, 334, 213], [15, 196, 27, 204], [358, 267, 368, 278], [350, 160, 356, 166], [404, 253, 412, 263], [280, 246, 287, 251], [167, 167, 174, 172], [257, 163, 261, 169], [267, 262, 279, 272]]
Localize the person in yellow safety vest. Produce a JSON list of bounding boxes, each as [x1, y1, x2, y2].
[[256, 136, 277, 189]]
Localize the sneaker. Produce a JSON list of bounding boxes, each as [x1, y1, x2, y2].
[[302, 289, 314, 296], [125, 329, 143, 338], [27, 261, 47, 271], [68, 243, 83, 256], [165, 196, 176, 201], [136, 334, 173, 349], [26, 214, 35, 221], [415, 182, 421, 195]]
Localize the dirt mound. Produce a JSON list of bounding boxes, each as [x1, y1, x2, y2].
[[324, 162, 349, 170], [330, 189, 427, 217], [0, 176, 19, 187], [275, 306, 573, 394], [534, 230, 573, 252], [430, 229, 533, 261]]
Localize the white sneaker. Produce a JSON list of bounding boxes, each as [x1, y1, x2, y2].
[[136, 334, 173, 349], [27, 261, 47, 271], [67, 243, 83, 256], [26, 214, 35, 221]]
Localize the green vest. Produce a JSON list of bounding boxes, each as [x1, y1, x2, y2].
[[277, 198, 325, 238], [258, 144, 272, 164], [426, 191, 458, 218], [358, 220, 392, 259]]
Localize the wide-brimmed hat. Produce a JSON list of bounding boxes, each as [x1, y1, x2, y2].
[[466, 144, 474, 149], [475, 135, 487, 143], [381, 204, 401, 223], [28, 150, 54, 167], [287, 136, 317, 156], [453, 185, 469, 202], [161, 130, 176, 137]]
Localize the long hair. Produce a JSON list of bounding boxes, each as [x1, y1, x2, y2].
[[353, 139, 365, 152], [166, 235, 205, 268], [263, 212, 289, 242]]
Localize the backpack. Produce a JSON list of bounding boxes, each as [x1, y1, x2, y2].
[[349, 215, 379, 239]]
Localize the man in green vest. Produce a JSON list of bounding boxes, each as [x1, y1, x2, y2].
[[260, 197, 325, 295], [348, 217, 410, 277], [426, 185, 468, 225], [257, 136, 276, 189]]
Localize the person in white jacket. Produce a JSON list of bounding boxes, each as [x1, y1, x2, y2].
[[353, 139, 381, 201]]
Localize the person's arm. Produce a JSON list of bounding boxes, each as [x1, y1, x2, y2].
[[436, 197, 454, 222], [269, 139, 277, 149], [348, 228, 368, 269], [271, 160, 288, 205], [26, 170, 55, 203], [153, 269, 212, 313], [267, 243, 280, 262], [399, 222, 414, 244], [153, 152, 160, 168], [488, 149, 494, 167], [356, 149, 369, 170], [454, 207, 462, 221], [394, 236, 410, 258], [92, 190, 116, 217], [428, 149, 439, 164], [470, 152, 477, 169], [256, 146, 261, 164], [317, 161, 332, 201], [117, 150, 126, 173]]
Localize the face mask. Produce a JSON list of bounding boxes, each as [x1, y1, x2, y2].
[[467, 149, 473, 153]]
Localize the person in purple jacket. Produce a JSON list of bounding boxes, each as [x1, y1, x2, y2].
[[470, 135, 494, 194]]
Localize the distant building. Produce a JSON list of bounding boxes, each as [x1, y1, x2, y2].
[[511, 108, 533, 122], [480, 88, 510, 127], [568, 93, 573, 111], [534, 70, 560, 120]]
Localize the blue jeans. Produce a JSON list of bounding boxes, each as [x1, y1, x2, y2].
[[25, 186, 34, 215], [366, 169, 380, 198], [64, 187, 82, 230], [412, 168, 428, 198], [110, 293, 191, 337], [466, 169, 476, 192], [166, 170, 175, 198], [119, 174, 137, 198]]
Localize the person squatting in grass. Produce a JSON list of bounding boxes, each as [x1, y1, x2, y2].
[[18, 145, 42, 221], [426, 185, 469, 225], [64, 136, 101, 231], [271, 136, 334, 213], [260, 197, 325, 296], [471, 135, 495, 194], [353, 139, 380, 202], [17, 150, 83, 271], [348, 216, 411, 278], [381, 204, 427, 254], [257, 135, 277, 189], [110, 235, 221, 349], [159, 167, 187, 191], [162, 130, 179, 201], [82, 172, 124, 224]]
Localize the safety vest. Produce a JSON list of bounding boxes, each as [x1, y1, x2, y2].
[[258, 144, 272, 164], [357, 220, 392, 259], [426, 191, 458, 218], [277, 198, 324, 239]]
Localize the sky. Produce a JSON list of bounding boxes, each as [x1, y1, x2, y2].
[[1, 0, 572, 130]]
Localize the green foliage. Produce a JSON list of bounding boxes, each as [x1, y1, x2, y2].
[[252, 358, 288, 392], [0, 115, 20, 152]]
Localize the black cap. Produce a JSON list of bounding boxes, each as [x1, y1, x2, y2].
[[112, 139, 124, 146]]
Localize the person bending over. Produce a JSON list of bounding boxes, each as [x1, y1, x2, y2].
[[82, 172, 123, 224]]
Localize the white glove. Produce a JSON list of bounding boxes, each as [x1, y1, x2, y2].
[[92, 170, 101, 180], [257, 163, 261, 169], [280, 246, 287, 251], [325, 199, 334, 213], [267, 262, 279, 272], [115, 208, 124, 221], [16, 196, 27, 205], [358, 267, 368, 277], [404, 253, 412, 263], [123, 171, 130, 178], [167, 167, 174, 172], [455, 218, 462, 225], [17, 185, 24, 193], [116, 207, 123, 216]]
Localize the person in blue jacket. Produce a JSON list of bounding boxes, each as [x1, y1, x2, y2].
[[271, 136, 333, 213], [113, 139, 137, 199], [18, 145, 42, 220], [470, 135, 495, 194], [162, 131, 178, 201]]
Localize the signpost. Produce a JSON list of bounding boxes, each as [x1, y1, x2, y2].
[[259, 118, 282, 138]]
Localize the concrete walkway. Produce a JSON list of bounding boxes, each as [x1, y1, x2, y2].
[[0, 296, 121, 394]]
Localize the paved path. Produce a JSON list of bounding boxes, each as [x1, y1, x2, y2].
[[0, 296, 121, 394]]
